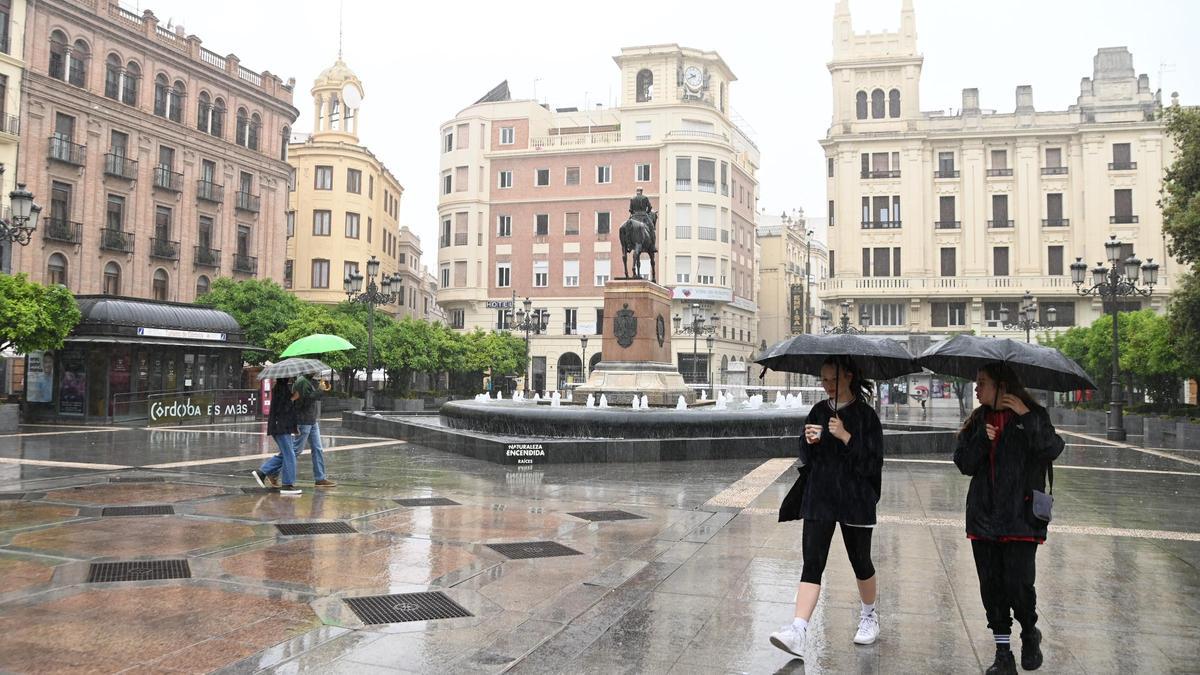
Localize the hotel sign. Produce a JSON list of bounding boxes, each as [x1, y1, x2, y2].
[[485, 300, 515, 309]]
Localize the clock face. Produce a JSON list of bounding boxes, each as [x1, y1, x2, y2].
[[684, 66, 703, 91]]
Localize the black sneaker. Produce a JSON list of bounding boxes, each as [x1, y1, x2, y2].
[[251, 470, 267, 488], [279, 485, 302, 496], [1021, 628, 1043, 671], [986, 648, 1017, 675]]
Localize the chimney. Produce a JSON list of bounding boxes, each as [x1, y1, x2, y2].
[[1015, 85, 1034, 112], [962, 88, 980, 114]]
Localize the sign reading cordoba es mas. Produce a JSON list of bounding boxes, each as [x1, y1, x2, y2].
[[137, 327, 227, 341], [670, 287, 733, 302], [149, 392, 258, 425]]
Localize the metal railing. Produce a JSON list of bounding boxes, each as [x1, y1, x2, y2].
[[935, 220, 961, 229], [43, 218, 82, 244], [233, 254, 258, 274], [861, 170, 901, 179], [1110, 214, 1139, 224], [676, 179, 691, 190], [197, 180, 223, 203], [1108, 161, 1137, 170], [862, 220, 902, 229], [675, 226, 692, 239], [1042, 218, 1070, 227], [986, 168, 1013, 177], [193, 246, 221, 267], [697, 226, 717, 240], [454, 232, 468, 245], [150, 237, 180, 260], [153, 166, 183, 192], [48, 136, 86, 165], [666, 129, 729, 141], [698, 180, 716, 193], [104, 153, 137, 179], [529, 131, 621, 148], [934, 169, 959, 178], [100, 227, 134, 253], [234, 191, 260, 212], [988, 219, 1014, 228], [0, 113, 17, 135], [1041, 166, 1069, 175]]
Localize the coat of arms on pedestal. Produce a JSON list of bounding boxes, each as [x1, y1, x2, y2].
[[615, 304, 637, 348]]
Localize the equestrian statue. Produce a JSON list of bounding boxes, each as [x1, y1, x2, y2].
[[619, 187, 658, 283]]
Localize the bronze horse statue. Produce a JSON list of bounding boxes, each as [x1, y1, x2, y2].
[[619, 211, 658, 283]]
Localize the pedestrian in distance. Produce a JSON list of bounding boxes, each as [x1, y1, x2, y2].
[[771, 355, 885, 661], [292, 373, 336, 488], [252, 378, 302, 496], [955, 363, 1064, 674]]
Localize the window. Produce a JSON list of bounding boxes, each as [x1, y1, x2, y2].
[[454, 261, 467, 287], [635, 120, 651, 140], [49, 31, 67, 80], [676, 156, 691, 189], [675, 203, 691, 239], [152, 268, 169, 301], [991, 194, 1010, 227], [888, 89, 901, 118], [104, 55, 120, 99], [940, 248, 956, 277], [1048, 246, 1064, 276], [439, 264, 450, 289], [440, 218, 451, 247], [247, 113, 260, 150], [280, 126, 289, 161], [106, 194, 124, 232], [535, 214, 548, 236], [1111, 143, 1134, 169], [855, 91, 868, 119], [984, 301, 1020, 327], [536, 168, 550, 186], [311, 259, 330, 288], [696, 256, 716, 285], [1040, 302, 1075, 327], [989, 149, 1011, 175], [497, 215, 512, 237], [873, 247, 890, 277], [314, 166, 333, 190], [441, 172, 452, 195], [993, 247, 1009, 276], [596, 212, 610, 235], [368, 175, 374, 198], [566, 167, 580, 185], [871, 89, 885, 118], [563, 260, 579, 287], [827, 157, 834, 178], [595, 259, 611, 286], [698, 205, 717, 240], [68, 39, 88, 87], [286, 211, 295, 238], [495, 310, 508, 330], [698, 159, 716, 192], [862, 302, 905, 326], [450, 309, 465, 329], [345, 212, 360, 239], [596, 308, 605, 335], [312, 210, 331, 236], [153, 74, 169, 116], [347, 169, 362, 194], [198, 216, 213, 251], [565, 212, 579, 236], [499, 126, 514, 145], [636, 69, 653, 102], [937, 151, 956, 176], [829, 250, 835, 278], [498, 170, 512, 189], [50, 181, 71, 228], [103, 262, 121, 295], [455, 123, 468, 149], [636, 163, 651, 182], [931, 302, 967, 328], [196, 275, 210, 297], [596, 165, 611, 184], [828, 200, 835, 227], [533, 260, 549, 287], [1113, 189, 1135, 223], [1045, 147, 1062, 168], [47, 253, 68, 286], [1046, 193, 1064, 226], [496, 263, 511, 287], [938, 196, 957, 228], [443, 130, 453, 153], [675, 255, 691, 284], [154, 205, 172, 243]]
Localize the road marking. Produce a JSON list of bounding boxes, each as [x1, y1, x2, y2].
[[141, 439, 404, 468], [702, 458, 796, 509], [0, 456, 129, 470], [0, 428, 129, 439], [1059, 430, 1200, 468]]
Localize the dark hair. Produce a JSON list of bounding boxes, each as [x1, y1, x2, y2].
[[821, 355, 874, 403], [272, 377, 291, 397], [960, 362, 1042, 434]]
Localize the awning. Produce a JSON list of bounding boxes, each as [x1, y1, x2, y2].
[[66, 295, 261, 350], [63, 336, 269, 351]]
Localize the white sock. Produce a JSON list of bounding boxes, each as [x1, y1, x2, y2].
[[792, 617, 809, 632], [861, 602, 876, 616]]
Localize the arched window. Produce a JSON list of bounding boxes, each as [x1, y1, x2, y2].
[[235, 107, 248, 146], [888, 89, 901, 118], [248, 113, 261, 151], [47, 253, 68, 286], [855, 91, 868, 120], [152, 268, 169, 301], [169, 79, 185, 122], [69, 39, 89, 87], [104, 54, 121, 99], [871, 89, 885, 119], [636, 69, 653, 102], [211, 98, 225, 138], [556, 352, 583, 391], [103, 261, 121, 296], [195, 275, 210, 298], [49, 31, 68, 80], [280, 126, 290, 161], [123, 61, 140, 105], [153, 74, 169, 117], [197, 91, 212, 132]]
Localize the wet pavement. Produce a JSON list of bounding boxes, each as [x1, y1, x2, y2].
[[0, 419, 1197, 673]]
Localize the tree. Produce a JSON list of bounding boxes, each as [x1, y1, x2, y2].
[[1169, 270, 1200, 382], [0, 274, 80, 354], [266, 304, 367, 376], [1050, 310, 1184, 405], [1161, 105, 1200, 266], [195, 278, 302, 364]]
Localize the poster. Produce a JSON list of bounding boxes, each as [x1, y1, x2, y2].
[[58, 348, 86, 415], [26, 351, 53, 403], [931, 379, 944, 398]]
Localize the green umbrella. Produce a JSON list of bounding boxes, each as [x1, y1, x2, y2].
[[279, 333, 357, 358]]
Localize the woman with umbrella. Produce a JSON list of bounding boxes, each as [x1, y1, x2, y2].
[[253, 377, 301, 496]]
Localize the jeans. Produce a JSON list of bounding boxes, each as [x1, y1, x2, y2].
[[259, 435, 297, 486], [294, 422, 326, 481]]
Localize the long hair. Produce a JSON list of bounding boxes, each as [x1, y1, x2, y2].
[[822, 355, 874, 403], [272, 378, 291, 408], [959, 362, 1042, 434]]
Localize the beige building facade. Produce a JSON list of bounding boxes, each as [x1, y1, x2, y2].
[[437, 45, 761, 393], [757, 209, 828, 348], [285, 58, 424, 318], [11, 0, 298, 301], [819, 0, 1176, 350], [0, 0, 27, 274]]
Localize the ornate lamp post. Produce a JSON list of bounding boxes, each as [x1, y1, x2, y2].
[[1000, 291, 1055, 343], [672, 302, 720, 386], [580, 334, 589, 381], [1069, 234, 1159, 441], [0, 183, 42, 245], [706, 334, 715, 391], [804, 229, 814, 333], [825, 301, 871, 334], [506, 295, 548, 394], [344, 255, 401, 412]]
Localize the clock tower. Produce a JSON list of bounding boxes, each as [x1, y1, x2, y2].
[[614, 45, 736, 113]]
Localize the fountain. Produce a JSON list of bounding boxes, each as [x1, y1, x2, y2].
[[585, 394, 596, 409], [598, 394, 609, 409], [676, 396, 687, 410]]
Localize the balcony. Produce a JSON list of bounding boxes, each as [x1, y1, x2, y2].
[[233, 254, 258, 275], [698, 226, 717, 240], [104, 153, 138, 180], [43, 218, 82, 244], [48, 137, 86, 166], [100, 228, 134, 253], [1041, 166, 1069, 175], [153, 167, 183, 192], [1042, 218, 1070, 227], [197, 181, 224, 203], [439, 236, 450, 248], [454, 232, 468, 246], [861, 220, 902, 230], [193, 246, 221, 268], [934, 220, 961, 230], [0, 113, 18, 136], [150, 237, 180, 260], [986, 168, 1013, 177], [987, 219, 1015, 228], [934, 169, 959, 178], [676, 179, 691, 191], [675, 226, 692, 239], [698, 180, 716, 193], [234, 191, 260, 213], [860, 170, 901, 179], [1110, 214, 1139, 224], [1109, 161, 1137, 171]]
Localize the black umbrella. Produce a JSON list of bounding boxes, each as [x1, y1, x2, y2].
[[915, 334, 1096, 392], [755, 333, 920, 380]]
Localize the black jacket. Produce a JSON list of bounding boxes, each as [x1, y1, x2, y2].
[[794, 398, 884, 525], [954, 406, 1064, 541], [266, 385, 298, 437]]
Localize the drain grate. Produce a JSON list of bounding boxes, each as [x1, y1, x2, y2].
[[395, 497, 460, 507], [567, 510, 647, 522], [101, 505, 175, 517], [87, 559, 191, 583], [485, 541, 583, 560], [344, 591, 472, 625], [109, 476, 165, 483], [275, 521, 357, 536], [0, 493, 25, 500]]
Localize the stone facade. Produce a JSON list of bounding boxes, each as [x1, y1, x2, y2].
[[757, 209, 829, 347], [0, 0, 27, 275]]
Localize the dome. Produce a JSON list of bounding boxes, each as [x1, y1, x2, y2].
[[314, 58, 360, 88]]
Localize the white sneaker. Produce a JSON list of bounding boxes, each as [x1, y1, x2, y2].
[[854, 611, 879, 645], [769, 623, 805, 660]]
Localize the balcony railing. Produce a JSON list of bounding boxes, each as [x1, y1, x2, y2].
[[987, 219, 1015, 228], [1109, 161, 1137, 170], [150, 237, 180, 260], [1042, 218, 1070, 227], [934, 220, 961, 230], [193, 246, 221, 268], [439, 236, 450, 248], [0, 113, 18, 135], [197, 181, 224, 203], [234, 191, 260, 213], [986, 168, 1013, 177], [861, 220, 902, 229], [676, 179, 691, 191], [233, 254, 258, 275], [454, 232, 468, 246], [934, 169, 959, 178], [1041, 166, 1069, 175], [153, 167, 183, 192], [43, 218, 82, 244], [860, 170, 901, 179], [698, 226, 718, 240], [698, 180, 716, 193], [104, 153, 137, 179], [675, 226, 692, 239], [1110, 214, 1139, 224], [48, 136, 86, 165], [100, 228, 134, 253]]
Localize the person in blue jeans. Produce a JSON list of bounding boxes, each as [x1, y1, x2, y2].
[[292, 374, 336, 487], [253, 378, 301, 495]]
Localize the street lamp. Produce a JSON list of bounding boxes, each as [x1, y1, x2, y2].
[[673, 302, 720, 386], [506, 294, 548, 395], [706, 334, 715, 391], [0, 183, 42, 245], [1000, 291, 1055, 343], [1070, 234, 1159, 441], [580, 334, 589, 381], [804, 229, 814, 333], [825, 301, 870, 334], [344, 255, 401, 412]]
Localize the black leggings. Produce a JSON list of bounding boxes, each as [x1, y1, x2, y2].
[[801, 520, 876, 584]]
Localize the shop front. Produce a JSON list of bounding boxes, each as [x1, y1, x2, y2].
[[24, 296, 262, 425]]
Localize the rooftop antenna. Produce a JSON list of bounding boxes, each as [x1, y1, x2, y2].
[[1158, 61, 1175, 97], [337, 0, 344, 59]]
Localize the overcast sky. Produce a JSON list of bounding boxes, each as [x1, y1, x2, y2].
[[139, 0, 1199, 260]]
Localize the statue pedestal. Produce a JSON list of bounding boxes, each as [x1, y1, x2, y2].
[[577, 279, 693, 406]]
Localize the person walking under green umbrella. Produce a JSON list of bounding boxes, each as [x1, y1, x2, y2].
[[292, 372, 335, 488]]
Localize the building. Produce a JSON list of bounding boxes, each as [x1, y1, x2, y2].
[[11, 0, 298, 301], [819, 0, 1176, 353], [286, 58, 424, 318], [0, 0, 28, 275], [437, 45, 761, 394], [757, 208, 828, 345]]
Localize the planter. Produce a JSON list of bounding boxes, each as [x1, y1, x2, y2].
[[0, 403, 18, 432], [322, 397, 363, 412]]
